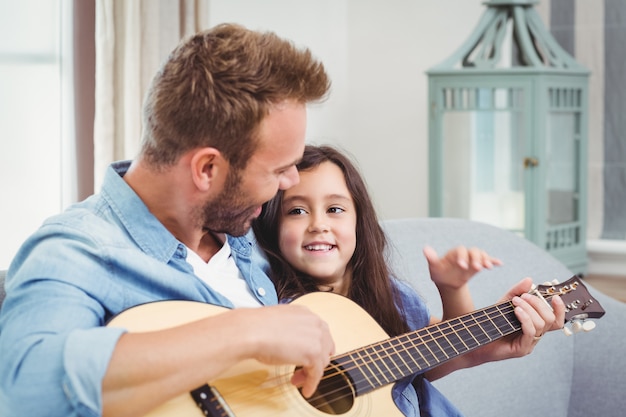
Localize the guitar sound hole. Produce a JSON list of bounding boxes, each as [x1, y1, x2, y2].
[[300, 364, 354, 415]]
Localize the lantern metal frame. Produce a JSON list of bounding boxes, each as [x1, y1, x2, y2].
[[427, 0, 590, 273]]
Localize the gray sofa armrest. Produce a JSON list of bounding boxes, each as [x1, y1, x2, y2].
[[381, 217, 626, 417]]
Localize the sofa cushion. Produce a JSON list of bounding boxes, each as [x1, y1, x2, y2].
[[381, 218, 578, 417]]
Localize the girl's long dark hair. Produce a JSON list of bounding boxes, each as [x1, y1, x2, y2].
[[253, 145, 409, 337]]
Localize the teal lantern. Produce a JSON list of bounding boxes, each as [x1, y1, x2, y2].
[[427, 0, 589, 274]]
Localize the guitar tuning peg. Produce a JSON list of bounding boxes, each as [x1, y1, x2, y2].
[[582, 320, 596, 332], [551, 279, 559, 285], [563, 326, 573, 336], [542, 281, 553, 286], [571, 320, 584, 333]]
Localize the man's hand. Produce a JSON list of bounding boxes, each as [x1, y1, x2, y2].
[[243, 304, 335, 398]]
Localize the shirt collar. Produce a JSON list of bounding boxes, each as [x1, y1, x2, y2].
[[101, 161, 182, 263]]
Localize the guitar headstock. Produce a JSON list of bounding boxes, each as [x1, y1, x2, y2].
[[535, 275, 606, 335]]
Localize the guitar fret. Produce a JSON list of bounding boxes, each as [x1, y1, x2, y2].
[[337, 301, 527, 396], [437, 325, 460, 357], [393, 334, 431, 374], [471, 311, 494, 344], [486, 306, 508, 339], [494, 303, 519, 334], [448, 318, 471, 352], [457, 317, 481, 349], [348, 349, 381, 393], [421, 327, 450, 363], [364, 345, 395, 385], [398, 333, 434, 369], [376, 341, 412, 383], [381, 339, 412, 376], [435, 321, 461, 357], [481, 307, 501, 340]]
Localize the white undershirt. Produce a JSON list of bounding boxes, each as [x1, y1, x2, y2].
[[185, 240, 262, 308]]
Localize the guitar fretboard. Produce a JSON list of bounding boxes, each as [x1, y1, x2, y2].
[[333, 301, 520, 395]]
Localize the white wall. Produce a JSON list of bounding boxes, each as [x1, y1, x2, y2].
[[209, 0, 484, 219], [0, 0, 488, 269], [8, 0, 572, 269]]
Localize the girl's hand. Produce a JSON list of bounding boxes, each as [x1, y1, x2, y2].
[[423, 245, 502, 290], [467, 277, 566, 365]]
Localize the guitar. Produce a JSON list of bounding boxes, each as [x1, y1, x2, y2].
[[107, 275, 605, 417]]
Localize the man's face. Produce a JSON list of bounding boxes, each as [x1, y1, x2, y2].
[[202, 100, 306, 236]]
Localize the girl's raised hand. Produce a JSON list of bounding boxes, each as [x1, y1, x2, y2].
[[423, 245, 502, 290]]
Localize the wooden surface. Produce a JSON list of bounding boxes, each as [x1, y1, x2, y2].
[[584, 274, 626, 303]]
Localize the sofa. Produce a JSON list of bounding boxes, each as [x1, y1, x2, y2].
[[381, 217, 625, 417], [1, 218, 624, 416]]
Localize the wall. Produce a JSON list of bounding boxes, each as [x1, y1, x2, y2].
[[210, 0, 618, 243], [2, 0, 620, 270], [209, 0, 484, 219]]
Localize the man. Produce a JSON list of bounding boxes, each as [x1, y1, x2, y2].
[[0, 24, 335, 417]]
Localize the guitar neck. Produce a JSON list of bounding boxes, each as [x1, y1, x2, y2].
[[333, 300, 520, 396]]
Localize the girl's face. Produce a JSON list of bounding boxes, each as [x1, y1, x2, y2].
[[278, 161, 357, 295]]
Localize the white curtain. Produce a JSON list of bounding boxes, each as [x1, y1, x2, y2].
[[93, 0, 210, 188]]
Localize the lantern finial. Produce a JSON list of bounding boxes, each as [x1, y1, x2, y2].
[[430, 0, 586, 72]]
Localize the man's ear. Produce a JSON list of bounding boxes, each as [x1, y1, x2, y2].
[[189, 147, 225, 192]]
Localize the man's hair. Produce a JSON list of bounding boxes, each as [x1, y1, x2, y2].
[[253, 145, 410, 337], [140, 23, 330, 169]]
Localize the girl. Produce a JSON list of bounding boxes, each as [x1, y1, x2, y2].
[[253, 144, 562, 416]]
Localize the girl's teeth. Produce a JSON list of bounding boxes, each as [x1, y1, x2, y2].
[[305, 244, 333, 251]]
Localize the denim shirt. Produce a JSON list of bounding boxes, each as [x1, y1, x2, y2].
[[0, 161, 277, 417]]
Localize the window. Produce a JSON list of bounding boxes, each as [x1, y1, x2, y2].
[[0, 0, 65, 269]]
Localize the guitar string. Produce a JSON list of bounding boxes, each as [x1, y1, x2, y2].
[[205, 288, 568, 412], [313, 286, 579, 407], [213, 301, 521, 414], [229, 284, 589, 414], [312, 303, 523, 410], [306, 301, 523, 406], [209, 282, 590, 415], [212, 297, 533, 412], [320, 285, 572, 403]]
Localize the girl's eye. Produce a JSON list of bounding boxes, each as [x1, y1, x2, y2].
[[287, 207, 307, 215], [328, 207, 345, 214]]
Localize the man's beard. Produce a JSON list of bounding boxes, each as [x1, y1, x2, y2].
[[196, 168, 259, 237]]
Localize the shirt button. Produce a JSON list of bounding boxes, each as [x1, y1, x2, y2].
[[257, 287, 266, 297]]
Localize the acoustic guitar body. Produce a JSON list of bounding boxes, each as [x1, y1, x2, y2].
[[107, 292, 403, 417]]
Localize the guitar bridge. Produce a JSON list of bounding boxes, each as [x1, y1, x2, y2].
[[190, 384, 235, 417]]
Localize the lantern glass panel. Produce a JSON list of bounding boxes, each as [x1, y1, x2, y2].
[[441, 87, 526, 235], [544, 87, 582, 231], [546, 113, 577, 225]]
